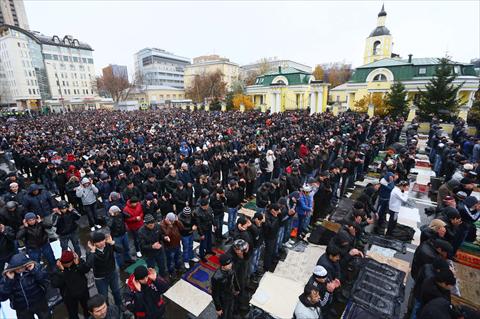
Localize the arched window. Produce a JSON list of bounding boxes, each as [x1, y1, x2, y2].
[[373, 74, 387, 82], [373, 41, 381, 55], [276, 80, 286, 85]]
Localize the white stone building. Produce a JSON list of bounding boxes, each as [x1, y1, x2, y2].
[[0, 24, 101, 112]]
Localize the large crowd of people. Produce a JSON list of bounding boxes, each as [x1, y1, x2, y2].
[[0, 109, 477, 319]]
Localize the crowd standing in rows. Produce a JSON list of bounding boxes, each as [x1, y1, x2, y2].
[[0, 109, 476, 319]]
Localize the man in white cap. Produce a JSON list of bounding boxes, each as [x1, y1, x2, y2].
[[307, 265, 341, 316]]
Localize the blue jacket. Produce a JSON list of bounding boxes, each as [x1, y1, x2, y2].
[[378, 173, 395, 200], [22, 184, 57, 217], [0, 254, 49, 310], [296, 193, 313, 217]]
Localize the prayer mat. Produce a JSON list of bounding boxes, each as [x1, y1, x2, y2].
[[124, 258, 147, 275], [182, 263, 215, 294], [412, 183, 429, 193], [200, 248, 224, 271], [415, 160, 431, 168], [243, 199, 257, 210]]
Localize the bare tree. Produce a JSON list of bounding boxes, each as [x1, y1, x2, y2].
[[97, 69, 134, 103], [185, 70, 227, 103]]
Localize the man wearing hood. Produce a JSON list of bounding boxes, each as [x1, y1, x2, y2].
[[76, 177, 100, 231], [0, 253, 50, 319], [22, 183, 58, 218], [124, 266, 169, 319]]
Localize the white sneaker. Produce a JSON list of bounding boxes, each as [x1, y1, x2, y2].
[[288, 239, 295, 245], [184, 262, 190, 269], [191, 257, 199, 263], [136, 251, 142, 258], [285, 242, 293, 249], [95, 225, 102, 229], [90, 226, 96, 232]]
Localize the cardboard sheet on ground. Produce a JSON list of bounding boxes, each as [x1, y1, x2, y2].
[[452, 261, 480, 307], [398, 207, 420, 223], [239, 207, 255, 218], [415, 174, 431, 186], [366, 251, 411, 283], [251, 272, 304, 319], [274, 245, 326, 285], [164, 278, 212, 317], [354, 177, 380, 188], [398, 207, 421, 245]]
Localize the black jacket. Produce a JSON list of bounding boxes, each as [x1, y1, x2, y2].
[[0, 206, 24, 231], [234, 228, 254, 250], [177, 212, 197, 237], [249, 223, 263, 248], [124, 274, 169, 319], [211, 268, 240, 311], [256, 188, 270, 209], [209, 193, 226, 216], [0, 225, 15, 261], [263, 211, 281, 241], [22, 186, 57, 217], [51, 259, 90, 299], [419, 297, 455, 319], [411, 240, 442, 280], [225, 187, 241, 208], [52, 209, 81, 236], [317, 253, 341, 281], [86, 243, 122, 278], [0, 263, 49, 310], [420, 276, 451, 306], [138, 224, 164, 257], [16, 222, 50, 249], [195, 206, 213, 235], [142, 200, 161, 220], [106, 213, 128, 238], [412, 263, 435, 300]]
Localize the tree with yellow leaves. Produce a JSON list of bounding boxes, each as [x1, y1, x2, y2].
[[353, 93, 390, 116], [312, 65, 325, 81], [232, 94, 254, 111]]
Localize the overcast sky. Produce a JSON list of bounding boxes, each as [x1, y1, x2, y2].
[[25, 1, 479, 75]]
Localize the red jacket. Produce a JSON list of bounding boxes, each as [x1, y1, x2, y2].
[[124, 200, 144, 231], [299, 144, 309, 158], [125, 273, 168, 318]]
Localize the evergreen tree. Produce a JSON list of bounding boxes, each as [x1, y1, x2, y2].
[[467, 86, 480, 129], [385, 81, 408, 118], [417, 57, 464, 121]]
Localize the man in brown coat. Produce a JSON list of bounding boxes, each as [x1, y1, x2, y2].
[[160, 212, 184, 276]]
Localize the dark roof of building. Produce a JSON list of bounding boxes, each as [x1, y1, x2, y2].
[[378, 4, 387, 17], [35, 34, 93, 51], [0, 24, 93, 51], [369, 26, 390, 37]]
